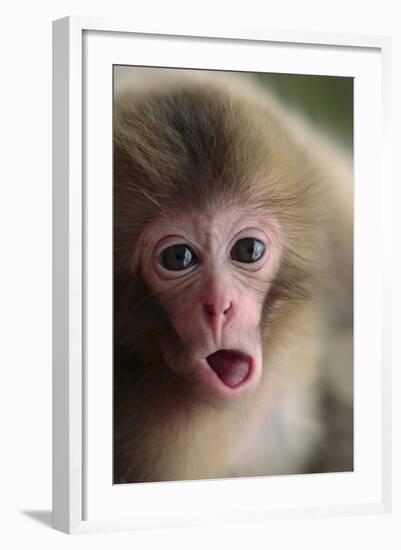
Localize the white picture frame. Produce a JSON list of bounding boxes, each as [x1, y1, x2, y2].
[[52, 16, 392, 534]]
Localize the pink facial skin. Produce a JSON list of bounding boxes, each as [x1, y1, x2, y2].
[[136, 206, 283, 402]]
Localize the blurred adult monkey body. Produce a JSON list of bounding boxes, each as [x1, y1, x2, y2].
[[113, 69, 353, 483]]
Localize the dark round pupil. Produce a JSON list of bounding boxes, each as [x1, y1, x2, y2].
[[231, 238, 265, 263], [160, 244, 197, 271]]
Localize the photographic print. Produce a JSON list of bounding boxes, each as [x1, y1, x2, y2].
[[112, 66, 353, 484]]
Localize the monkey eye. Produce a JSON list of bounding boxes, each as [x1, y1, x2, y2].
[[231, 238, 266, 263], [159, 244, 198, 271]]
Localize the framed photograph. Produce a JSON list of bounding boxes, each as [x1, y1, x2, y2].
[[52, 16, 391, 534]]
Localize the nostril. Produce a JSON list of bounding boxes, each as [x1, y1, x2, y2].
[[203, 304, 215, 317], [202, 301, 232, 318]]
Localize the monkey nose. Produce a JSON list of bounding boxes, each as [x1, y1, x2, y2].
[[203, 301, 232, 319]]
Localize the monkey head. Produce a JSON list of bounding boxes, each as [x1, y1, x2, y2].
[[114, 80, 323, 405]]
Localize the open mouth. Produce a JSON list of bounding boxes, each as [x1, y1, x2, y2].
[[206, 350, 251, 388]]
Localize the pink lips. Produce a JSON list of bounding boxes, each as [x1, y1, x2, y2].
[[206, 350, 251, 388]]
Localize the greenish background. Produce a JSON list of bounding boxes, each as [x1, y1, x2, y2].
[[254, 73, 353, 150]]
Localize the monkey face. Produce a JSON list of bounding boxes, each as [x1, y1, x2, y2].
[[135, 205, 283, 402]]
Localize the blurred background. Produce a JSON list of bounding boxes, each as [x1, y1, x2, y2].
[[254, 72, 353, 149]]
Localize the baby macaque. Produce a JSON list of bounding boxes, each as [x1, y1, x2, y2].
[[113, 68, 353, 483]]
